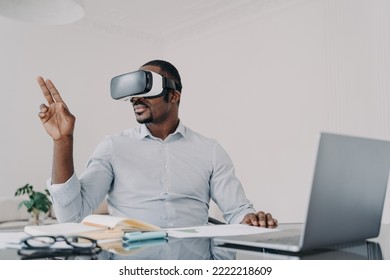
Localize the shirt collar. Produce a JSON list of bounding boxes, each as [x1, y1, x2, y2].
[[139, 120, 187, 140]]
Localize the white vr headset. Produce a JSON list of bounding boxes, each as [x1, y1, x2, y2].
[[110, 70, 178, 101]]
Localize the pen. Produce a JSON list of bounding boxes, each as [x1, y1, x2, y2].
[[122, 231, 167, 242]]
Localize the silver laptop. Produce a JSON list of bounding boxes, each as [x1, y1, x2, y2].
[[215, 132, 390, 252]]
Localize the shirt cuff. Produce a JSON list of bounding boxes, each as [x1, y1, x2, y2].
[[229, 207, 257, 224], [47, 173, 81, 207]]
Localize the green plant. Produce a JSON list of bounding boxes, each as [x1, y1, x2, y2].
[[15, 183, 52, 214]]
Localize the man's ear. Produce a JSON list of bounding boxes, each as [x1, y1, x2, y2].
[[170, 90, 181, 103]]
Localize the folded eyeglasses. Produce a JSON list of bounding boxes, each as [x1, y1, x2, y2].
[[18, 235, 102, 260]]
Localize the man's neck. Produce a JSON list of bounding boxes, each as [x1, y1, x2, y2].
[[146, 119, 180, 140]]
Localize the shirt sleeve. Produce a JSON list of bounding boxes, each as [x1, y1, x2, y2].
[[47, 136, 114, 223], [209, 141, 256, 224]]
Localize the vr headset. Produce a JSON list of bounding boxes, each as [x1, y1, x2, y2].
[[110, 70, 178, 101]]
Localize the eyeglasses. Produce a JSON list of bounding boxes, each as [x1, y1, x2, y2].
[[18, 235, 102, 260]]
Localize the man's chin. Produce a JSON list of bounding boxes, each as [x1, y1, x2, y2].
[[136, 116, 153, 124]]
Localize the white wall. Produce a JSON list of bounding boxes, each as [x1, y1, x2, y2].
[[168, 0, 390, 223], [1, 0, 389, 223], [0, 16, 163, 196]]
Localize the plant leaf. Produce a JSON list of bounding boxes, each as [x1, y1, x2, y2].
[[15, 184, 52, 213]]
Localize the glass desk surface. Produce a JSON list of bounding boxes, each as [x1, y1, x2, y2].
[[0, 223, 388, 260]]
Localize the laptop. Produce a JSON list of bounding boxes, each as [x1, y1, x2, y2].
[[215, 132, 390, 252]]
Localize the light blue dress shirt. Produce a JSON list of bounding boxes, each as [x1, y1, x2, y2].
[[49, 122, 255, 227]]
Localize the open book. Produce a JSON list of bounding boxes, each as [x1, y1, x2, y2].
[[24, 214, 160, 241]]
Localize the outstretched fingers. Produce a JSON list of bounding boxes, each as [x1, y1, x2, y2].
[[37, 76, 65, 104], [37, 76, 54, 104]]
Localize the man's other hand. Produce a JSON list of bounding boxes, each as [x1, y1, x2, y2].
[[241, 211, 278, 228]]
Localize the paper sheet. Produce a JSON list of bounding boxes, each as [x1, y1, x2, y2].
[[0, 231, 29, 249], [167, 224, 279, 238]]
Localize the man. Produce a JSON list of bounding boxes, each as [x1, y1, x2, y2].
[[37, 59, 277, 228]]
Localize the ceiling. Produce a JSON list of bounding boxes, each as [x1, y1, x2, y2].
[[76, 0, 307, 43]]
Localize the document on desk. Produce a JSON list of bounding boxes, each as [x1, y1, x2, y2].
[[0, 232, 29, 249], [167, 224, 279, 238]]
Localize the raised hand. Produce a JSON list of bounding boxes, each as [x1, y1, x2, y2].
[[37, 76, 75, 141]]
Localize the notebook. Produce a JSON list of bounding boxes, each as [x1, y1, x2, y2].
[[215, 132, 390, 252]]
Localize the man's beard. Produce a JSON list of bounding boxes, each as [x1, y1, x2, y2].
[[136, 115, 153, 124]]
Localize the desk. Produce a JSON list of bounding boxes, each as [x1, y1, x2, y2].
[[0, 224, 389, 260], [215, 223, 390, 260]]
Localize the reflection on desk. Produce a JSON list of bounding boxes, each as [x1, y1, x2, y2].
[[0, 224, 388, 260], [214, 223, 390, 260], [214, 241, 383, 260], [95, 237, 235, 260]]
